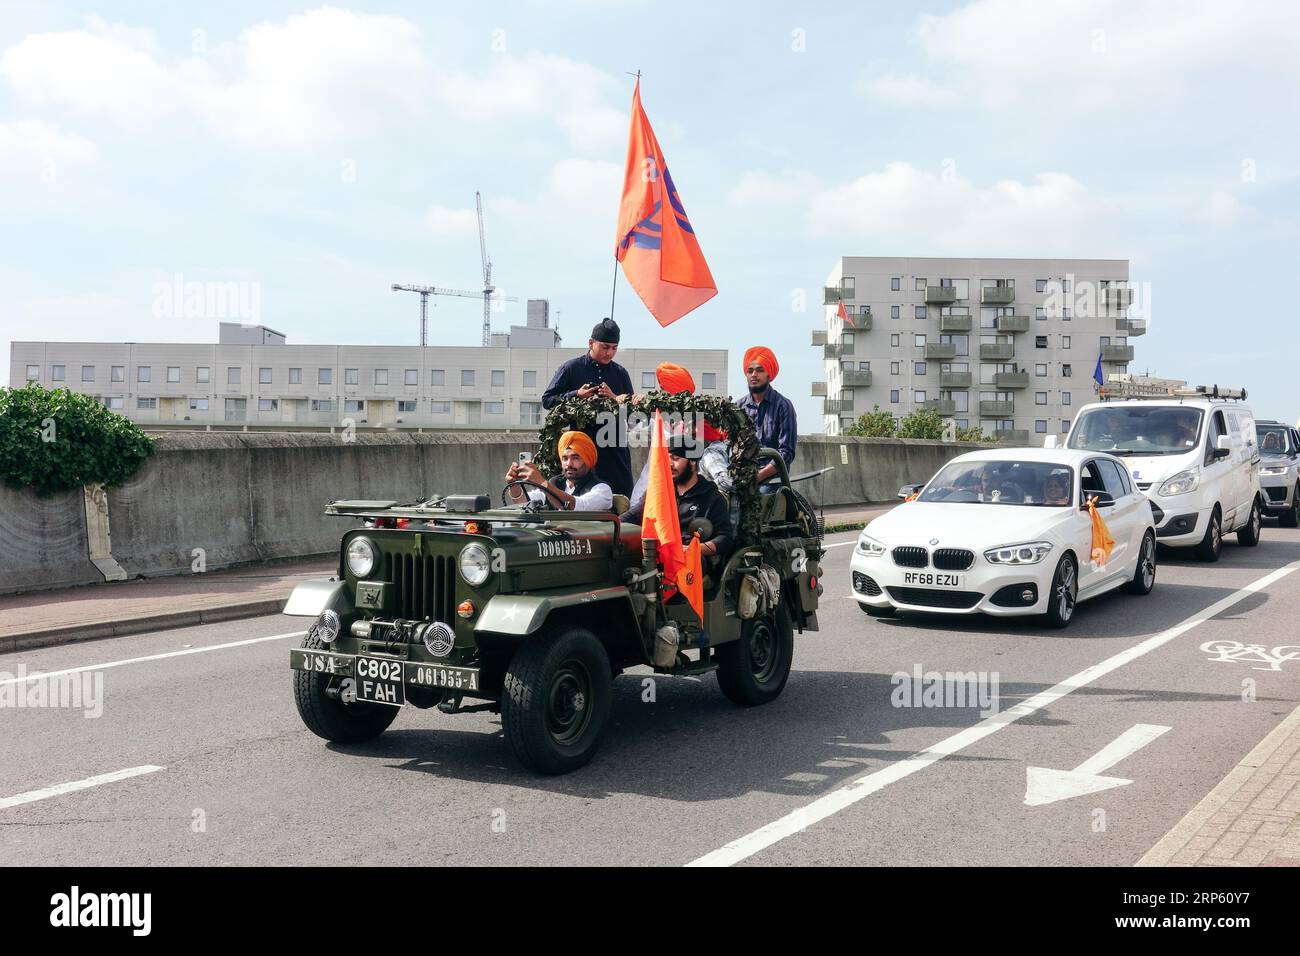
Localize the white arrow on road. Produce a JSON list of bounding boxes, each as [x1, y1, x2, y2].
[[1024, 724, 1171, 806]]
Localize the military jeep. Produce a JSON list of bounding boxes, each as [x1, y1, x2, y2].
[[287, 438, 825, 774]]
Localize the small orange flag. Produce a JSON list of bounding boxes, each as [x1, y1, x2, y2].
[[642, 410, 685, 587], [1088, 496, 1115, 565], [681, 533, 704, 621], [614, 79, 717, 327]]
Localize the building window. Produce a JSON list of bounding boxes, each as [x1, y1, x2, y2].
[[344, 399, 365, 412], [523, 370, 538, 389], [1035, 279, 1047, 293], [1062, 391, 1072, 405], [189, 398, 209, 411], [642, 371, 657, 389], [1062, 420, 1071, 432], [859, 361, 870, 371], [1035, 420, 1048, 434], [318, 368, 332, 385], [702, 372, 716, 390], [104, 396, 124, 410], [485, 401, 505, 415], [914, 362, 926, 375], [397, 400, 417, 413], [137, 397, 156, 410], [25, 364, 40, 380], [1035, 392, 1048, 405], [374, 369, 388, 386], [344, 368, 358, 385], [914, 305, 927, 319], [1035, 307, 1046, 321], [227, 367, 240, 385], [490, 370, 505, 388], [82, 365, 95, 382], [891, 334, 900, 347], [1062, 336, 1071, 349], [841, 276, 855, 294], [112, 366, 125, 382], [430, 369, 445, 386], [259, 367, 272, 385], [50, 364, 65, 381], [520, 401, 542, 425], [891, 305, 900, 319], [1062, 308, 1071, 321], [914, 334, 926, 347], [1035, 336, 1048, 349], [289, 367, 302, 384], [461, 369, 475, 387], [224, 398, 246, 421], [431, 400, 451, 414], [1035, 364, 1047, 376], [1062, 279, 1071, 292], [311, 399, 334, 412], [259, 398, 278, 412], [196, 366, 209, 383], [890, 361, 900, 375], [891, 277, 901, 291], [403, 369, 417, 386], [913, 390, 926, 403], [915, 278, 926, 291], [890, 390, 900, 403], [136, 366, 150, 383]]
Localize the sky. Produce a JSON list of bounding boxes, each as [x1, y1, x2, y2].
[[1, 0, 1298, 428]]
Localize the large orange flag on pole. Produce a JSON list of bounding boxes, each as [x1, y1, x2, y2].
[[614, 79, 717, 327], [642, 410, 686, 588]]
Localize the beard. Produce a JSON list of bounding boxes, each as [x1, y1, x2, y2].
[[673, 466, 694, 486], [748, 381, 768, 396]]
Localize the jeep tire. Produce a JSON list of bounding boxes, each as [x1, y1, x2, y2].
[[716, 602, 794, 706], [293, 627, 399, 744], [502, 626, 612, 774]]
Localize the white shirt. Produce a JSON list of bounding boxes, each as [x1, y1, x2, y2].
[[527, 478, 613, 512]]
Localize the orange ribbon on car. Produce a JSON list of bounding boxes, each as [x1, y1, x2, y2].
[[1087, 496, 1115, 566]]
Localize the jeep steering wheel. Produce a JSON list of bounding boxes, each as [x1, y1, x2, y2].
[[501, 479, 560, 511]]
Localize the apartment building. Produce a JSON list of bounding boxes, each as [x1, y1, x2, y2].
[[11, 309, 728, 428], [813, 256, 1141, 441]]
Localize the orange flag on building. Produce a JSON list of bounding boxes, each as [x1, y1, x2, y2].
[[681, 533, 704, 621], [1087, 496, 1116, 565], [642, 410, 685, 586], [837, 300, 852, 328], [615, 80, 717, 327]]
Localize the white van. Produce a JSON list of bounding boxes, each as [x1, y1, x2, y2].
[[1060, 384, 1261, 562]]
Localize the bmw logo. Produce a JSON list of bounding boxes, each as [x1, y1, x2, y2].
[[929, 538, 940, 546]]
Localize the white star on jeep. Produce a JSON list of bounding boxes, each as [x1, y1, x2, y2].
[[500, 604, 521, 622]]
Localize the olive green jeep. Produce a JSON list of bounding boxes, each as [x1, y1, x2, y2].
[[287, 420, 825, 774]]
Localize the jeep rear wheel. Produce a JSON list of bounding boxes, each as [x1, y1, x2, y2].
[[293, 627, 398, 744], [716, 603, 794, 706], [502, 626, 612, 774]]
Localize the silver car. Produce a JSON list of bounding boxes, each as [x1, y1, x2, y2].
[[1256, 421, 1300, 527]]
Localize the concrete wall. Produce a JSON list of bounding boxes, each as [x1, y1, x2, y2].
[[0, 431, 988, 594]]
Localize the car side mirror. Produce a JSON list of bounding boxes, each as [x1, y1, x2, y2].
[[1081, 493, 1114, 511], [897, 482, 925, 500]]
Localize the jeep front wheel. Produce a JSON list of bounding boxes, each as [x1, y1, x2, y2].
[[293, 628, 398, 744], [502, 626, 612, 774], [716, 603, 794, 706]]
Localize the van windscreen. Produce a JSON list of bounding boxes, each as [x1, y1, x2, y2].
[[1068, 406, 1204, 456]]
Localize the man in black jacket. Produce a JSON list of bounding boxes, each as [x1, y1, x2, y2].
[[540, 317, 634, 496], [622, 435, 733, 563]]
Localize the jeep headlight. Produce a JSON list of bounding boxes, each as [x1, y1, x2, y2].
[[1260, 464, 1287, 476], [984, 541, 1053, 565], [856, 533, 886, 556], [346, 537, 376, 578], [459, 542, 492, 586], [1158, 470, 1199, 497]]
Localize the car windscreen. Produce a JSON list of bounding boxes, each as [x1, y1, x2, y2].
[[918, 460, 1074, 507], [1257, 424, 1292, 456], [1067, 405, 1203, 455]]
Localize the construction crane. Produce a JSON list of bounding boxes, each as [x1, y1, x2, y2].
[[392, 190, 515, 346]]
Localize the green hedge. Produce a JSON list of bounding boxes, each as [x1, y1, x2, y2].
[[0, 383, 155, 497]]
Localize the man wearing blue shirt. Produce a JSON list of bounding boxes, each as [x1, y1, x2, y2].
[[541, 317, 634, 496], [735, 345, 796, 489]]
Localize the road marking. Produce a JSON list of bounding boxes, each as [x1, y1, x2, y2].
[[687, 557, 1300, 867], [0, 765, 164, 811], [822, 541, 856, 549], [1024, 723, 1171, 806], [0, 631, 305, 687]]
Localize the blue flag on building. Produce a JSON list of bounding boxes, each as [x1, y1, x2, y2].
[[1093, 352, 1104, 390]]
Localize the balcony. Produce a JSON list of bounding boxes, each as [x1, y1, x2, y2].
[[1104, 287, 1133, 308], [811, 329, 827, 346], [1102, 345, 1135, 362], [981, 286, 1015, 305], [824, 398, 854, 415], [811, 381, 827, 397], [995, 428, 1031, 444], [844, 313, 872, 332], [824, 342, 854, 359], [925, 285, 958, 304], [994, 371, 1029, 389], [1116, 318, 1147, 336], [842, 370, 872, 388], [920, 399, 956, 416], [823, 287, 844, 304], [925, 343, 957, 361], [940, 371, 972, 388], [939, 313, 972, 332], [980, 343, 1015, 361], [980, 400, 1015, 417], [995, 314, 1030, 333]]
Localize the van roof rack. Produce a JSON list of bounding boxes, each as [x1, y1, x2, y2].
[[1101, 373, 1247, 402]]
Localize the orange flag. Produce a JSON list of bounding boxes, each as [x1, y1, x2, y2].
[[642, 409, 685, 586], [837, 300, 852, 328], [1087, 496, 1116, 565], [681, 533, 704, 621], [615, 79, 717, 327]]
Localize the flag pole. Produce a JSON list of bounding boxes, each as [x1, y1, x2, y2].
[[609, 69, 641, 322]]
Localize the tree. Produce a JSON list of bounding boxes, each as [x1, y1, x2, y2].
[[896, 407, 947, 439], [844, 405, 896, 437]]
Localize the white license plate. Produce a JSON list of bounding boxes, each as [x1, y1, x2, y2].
[[901, 572, 964, 588]]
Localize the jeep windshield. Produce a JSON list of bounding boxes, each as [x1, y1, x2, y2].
[[1257, 424, 1292, 456], [918, 460, 1074, 507], [1068, 406, 1203, 456]]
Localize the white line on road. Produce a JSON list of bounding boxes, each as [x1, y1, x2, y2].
[[687, 558, 1300, 867], [0, 631, 305, 687], [1024, 723, 1171, 806], [822, 541, 857, 549], [0, 765, 165, 811]]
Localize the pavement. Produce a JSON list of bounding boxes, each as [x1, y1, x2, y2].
[[1, 519, 1298, 867], [0, 503, 892, 653]]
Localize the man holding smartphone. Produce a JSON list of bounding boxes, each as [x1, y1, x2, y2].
[[540, 317, 634, 496], [505, 431, 613, 512]]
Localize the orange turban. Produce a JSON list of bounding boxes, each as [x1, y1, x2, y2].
[[655, 362, 695, 394], [557, 430, 598, 468], [743, 346, 779, 380]]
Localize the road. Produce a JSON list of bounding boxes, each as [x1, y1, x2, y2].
[[3, 525, 1299, 866]]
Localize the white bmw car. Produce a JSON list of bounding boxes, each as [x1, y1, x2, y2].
[[850, 449, 1157, 628]]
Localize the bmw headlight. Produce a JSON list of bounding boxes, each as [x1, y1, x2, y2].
[[346, 537, 376, 578], [984, 541, 1053, 565], [1260, 465, 1287, 476], [855, 533, 886, 556], [1158, 470, 1199, 497], [459, 542, 492, 586]]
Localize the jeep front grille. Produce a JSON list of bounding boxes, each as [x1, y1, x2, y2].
[[382, 552, 455, 621]]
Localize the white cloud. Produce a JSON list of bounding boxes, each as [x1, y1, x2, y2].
[[727, 169, 819, 207], [1190, 190, 1254, 229], [860, 72, 956, 108], [424, 204, 481, 239], [0, 121, 98, 179]]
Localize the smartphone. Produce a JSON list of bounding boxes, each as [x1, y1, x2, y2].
[[517, 451, 532, 464]]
